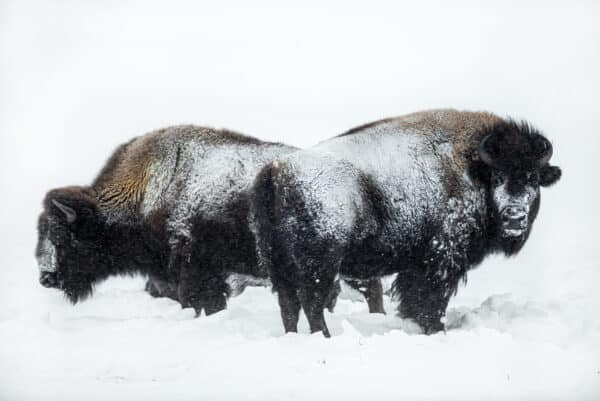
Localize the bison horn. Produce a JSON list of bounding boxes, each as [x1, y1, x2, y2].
[[51, 199, 76, 223], [477, 135, 496, 168], [537, 141, 553, 166]]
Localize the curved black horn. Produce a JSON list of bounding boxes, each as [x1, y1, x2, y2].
[[51, 199, 76, 223], [477, 134, 496, 167], [537, 141, 553, 166]]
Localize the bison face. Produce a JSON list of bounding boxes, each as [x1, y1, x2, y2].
[[477, 120, 561, 255], [489, 170, 540, 250], [36, 187, 105, 303]]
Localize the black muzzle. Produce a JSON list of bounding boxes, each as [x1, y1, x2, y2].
[[501, 205, 528, 233], [40, 271, 59, 288]]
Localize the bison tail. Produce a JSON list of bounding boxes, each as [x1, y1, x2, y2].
[[249, 163, 280, 281]]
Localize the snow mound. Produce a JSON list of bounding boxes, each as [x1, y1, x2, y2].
[[1, 275, 598, 401]]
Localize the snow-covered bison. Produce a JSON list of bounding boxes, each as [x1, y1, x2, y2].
[[36, 126, 295, 313], [36, 125, 383, 315], [251, 109, 561, 336]]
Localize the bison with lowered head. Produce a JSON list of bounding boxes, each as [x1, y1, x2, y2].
[[251, 109, 561, 336], [36, 125, 383, 315], [36, 126, 297, 313]]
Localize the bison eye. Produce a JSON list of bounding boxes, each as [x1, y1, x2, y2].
[[527, 172, 539, 185], [491, 172, 505, 187]]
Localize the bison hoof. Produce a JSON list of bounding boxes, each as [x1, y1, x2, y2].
[[144, 280, 160, 297], [421, 320, 445, 335]]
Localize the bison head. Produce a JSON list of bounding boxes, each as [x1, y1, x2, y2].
[[36, 187, 106, 303], [476, 120, 561, 254]]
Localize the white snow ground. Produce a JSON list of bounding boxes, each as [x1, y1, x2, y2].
[[1, 1, 599, 400]]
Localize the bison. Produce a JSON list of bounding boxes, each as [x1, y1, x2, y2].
[[36, 125, 296, 314], [36, 125, 383, 315], [251, 109, 561, 336]]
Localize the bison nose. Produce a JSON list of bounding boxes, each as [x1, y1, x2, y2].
[[40, 271, 58, 288], [501, 206, 527, 228]]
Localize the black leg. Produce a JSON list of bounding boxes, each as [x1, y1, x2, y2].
[[167, 235, 191, 275], [166, 236, 192, 303], [161, 282, 179, 301], [297, 274, 336, 338], [276, 281, 301, 333], [167, 233, 228, 316], [145, 278, 161, 297], [344, 278, 385, 314], [394, 267, 461, 334], [203, 292, 228, 316], [178, 264, 229, 316], [145, 276, 179, 301], [364, 278, 385, 314], [325, 280, 341, 313], [298, 289, 330, 337], [177, 281, 228, 317], [263, 229, 303, 334]]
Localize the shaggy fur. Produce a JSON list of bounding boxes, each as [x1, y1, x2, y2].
[[251, 109, 561, 336], [36, 187, 170, 303], [36, 126, 294, 312], [36, 126, 385, 316]]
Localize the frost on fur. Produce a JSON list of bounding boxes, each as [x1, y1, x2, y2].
[[251, 109, 561, 336]]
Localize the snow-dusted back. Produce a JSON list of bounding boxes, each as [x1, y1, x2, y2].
[[1, 1, 599, 400], [120, 126, 296, 239], [281, 123, 457, 242], [276, 113, 494, 289]]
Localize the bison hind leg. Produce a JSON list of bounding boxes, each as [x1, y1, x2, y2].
[[325, 280, 342, 313], [275, 279, 302, 334], [344, 278, 385, 314], [296, 271, 338, 338], [273, 262, 336, 337], [298, 284, 333, 338]]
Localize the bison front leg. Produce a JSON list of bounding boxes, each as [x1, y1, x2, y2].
[[167, 218, 228, 315], [167, 242, 201, 313], [177, 256, 229, 316], [145, 275, 179, 301], [166, 231, 222, 315], [394, 265, 463, 334]]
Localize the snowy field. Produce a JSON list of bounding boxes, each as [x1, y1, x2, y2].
[[1, 1, 599, 400]]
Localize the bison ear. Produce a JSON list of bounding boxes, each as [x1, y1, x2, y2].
[[539, 165, 561, 187], [46, 187, 100, 225], [533, 135, 553, 167]]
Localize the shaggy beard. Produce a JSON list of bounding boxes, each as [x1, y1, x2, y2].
[[61, 275, 95, 304], [498, 230, 529, 256]]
